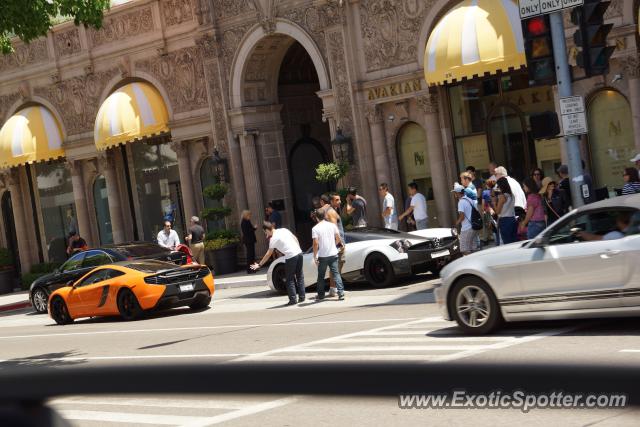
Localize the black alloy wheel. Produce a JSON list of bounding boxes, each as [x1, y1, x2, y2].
[[272, 264, 288, 295], [117, 289, 143, 321], [364, 253, 395, 288], [50, 296, 73, 325], [32, 287, 49, 314]]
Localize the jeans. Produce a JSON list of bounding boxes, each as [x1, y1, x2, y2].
[[317, 255, 344, 297], [527, 220, 546, 240], [415, 219, 428, 230], [285, 254, 305, 302], [498, 216, 518, 245]]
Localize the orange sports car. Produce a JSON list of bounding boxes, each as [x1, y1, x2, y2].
[[48, 260, 214, 325]]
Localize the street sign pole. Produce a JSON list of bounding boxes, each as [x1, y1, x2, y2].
[[549, 11, 584, 208]]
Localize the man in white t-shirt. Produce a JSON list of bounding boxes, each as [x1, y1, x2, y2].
[[399, 182, 428, 230], [251, 222, 305, 305], [452, 182, 477, 255], [312, 209, 345, 301], [379, 183, 398, 230], [494, 166, 527, 213], [157, 221, 180, 250]]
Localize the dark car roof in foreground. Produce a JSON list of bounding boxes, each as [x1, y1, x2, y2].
[[577, 193, 640, 212]]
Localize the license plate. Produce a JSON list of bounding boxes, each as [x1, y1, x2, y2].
[[431, 249, 450, 259], [179, 283, 194, 292]]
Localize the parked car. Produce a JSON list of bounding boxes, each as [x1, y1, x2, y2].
[[435, 194, 640, 334], [267, 227, 460, 294], [29, 242, 189, 314], [48, 260, 214, 324]]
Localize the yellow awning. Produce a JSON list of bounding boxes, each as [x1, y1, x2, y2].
[[0, 105, 65, 169], [424, 0, 526, 86], [94, 82, 170, 150]]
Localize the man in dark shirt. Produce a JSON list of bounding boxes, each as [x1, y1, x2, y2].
[[557, 164, 572, 210], [266, 202, 282, 229], [346, 187, 367, 227], [186, 216, 205, 265], [66, 231, 88, 256]]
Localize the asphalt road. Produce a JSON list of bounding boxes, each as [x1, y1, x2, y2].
[[1, 274, 640, 426]]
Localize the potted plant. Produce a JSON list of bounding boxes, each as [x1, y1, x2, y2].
[[0, 248, 16, 294], [201, 182, 239, 275]]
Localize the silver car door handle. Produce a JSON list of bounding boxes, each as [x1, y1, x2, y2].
[[600, 249, 622, 259]]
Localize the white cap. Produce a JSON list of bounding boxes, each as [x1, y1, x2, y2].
[[451, 182, 465, 193], [494, 166, 508, 178], [631, 153, 640, 163]]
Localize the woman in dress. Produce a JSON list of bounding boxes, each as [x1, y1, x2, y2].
[[539, 177, 567, 226], [494, 177, 518, 244], [520, 177, 546, 240], [240, 210, 257, 274]]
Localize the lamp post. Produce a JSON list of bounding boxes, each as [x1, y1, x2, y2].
[[210, 147, 228, 183], [331, 127, 352, 164]]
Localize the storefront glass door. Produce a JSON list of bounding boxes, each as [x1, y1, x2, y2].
[[488, 105, 530, 181]]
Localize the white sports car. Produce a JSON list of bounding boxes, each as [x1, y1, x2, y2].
[[267, 227, 460, 294], [435, 194, 640, 334]]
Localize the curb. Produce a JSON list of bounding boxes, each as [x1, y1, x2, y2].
[[215, 280, 266, 290], [0, 300, 31, 314]]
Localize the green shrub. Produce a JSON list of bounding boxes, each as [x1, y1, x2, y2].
[[202, 178, 237, 252], [21, 273, 47, 290], [30, 262, 62, 275], [204, 238, 239, 250], [206, 229, 239, 241], [201, 207, 233, 221], [0, 248, 13, 267], [202, 183, 228, 201], [315, 161, 349, 184]]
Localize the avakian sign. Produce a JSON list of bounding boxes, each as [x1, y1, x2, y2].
[[519, 0, 583, 19]]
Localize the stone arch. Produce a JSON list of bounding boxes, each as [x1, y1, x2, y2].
[[4, 96, 68, 140], [97, 73, 174, 121], [230, 19, 331, 109]]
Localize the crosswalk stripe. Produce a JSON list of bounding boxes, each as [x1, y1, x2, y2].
[[51, 396, 250, 410], [58, 409, 206, 425], [283, 345, 488, 352], [253, 355, 442, 361], [180, 397, 297, 427], [337, 337, 512, 343]]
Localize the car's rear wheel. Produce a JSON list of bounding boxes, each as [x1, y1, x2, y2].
[[50, 296, 73, 325], [364, 253, 395, 288], [32, 287, 49, 314], [117, 289, 143, 321], [272, 264, 288, 295], [450, 278, 502, 335], [189, 295, 211, 310]]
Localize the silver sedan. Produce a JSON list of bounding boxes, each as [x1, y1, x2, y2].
[[435, 194, 640, 334]]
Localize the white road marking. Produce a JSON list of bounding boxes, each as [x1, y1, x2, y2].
[[180, 397, 297, 427], [52, 396, 250, 410], [0, 354, 247, 363], [620, 349, 640, 353], [283, 345, 487, 352], [58, 410, 204, 425], [0, 317, 420, 341]]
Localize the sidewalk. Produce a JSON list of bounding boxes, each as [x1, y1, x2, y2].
[[0, 270, 267, 315]]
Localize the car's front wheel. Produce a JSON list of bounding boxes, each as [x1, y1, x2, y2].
[[364, 253, 395, 288], [271, 264, 288, 295], [32, 287, 49, 314], [450, 278, 502, 335], [117, 289, 143, 321], [50, 296, 73, 325]]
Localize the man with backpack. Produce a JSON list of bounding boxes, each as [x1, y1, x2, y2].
[[452, 182, 481, 255]]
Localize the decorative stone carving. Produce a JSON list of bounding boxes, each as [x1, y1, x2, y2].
[[416, 94, 439, 115], [196, 32, 218, 58], [326, 30, 354, 135], [0, 92, 20, 124], [194, 0, 213, 25], [0, 39, 48, 72], [364, 104, 384, 124], [54, 28, 82, 57], [604, 0, 622, 18], [211, 0, 257, 19], [258, 12, 277, 35], [162, 0, 194, 26], [359, 0, 435, 72], [169, 139, 189, 157], [135, 47, 208, 114], [34, 68, 119, 136], [620, 55, 640, 79], [65, 159, 83, 177], [89, 6, 154, 47]]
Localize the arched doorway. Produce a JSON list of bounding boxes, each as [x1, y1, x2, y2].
[[487, 104, 533, 181], [1, 192, 20, 274], [397, 122, 437, 228], [93, 175, 113, 244], [587, 89, 635, 193]]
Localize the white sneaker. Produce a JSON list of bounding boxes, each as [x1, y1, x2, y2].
[[329, 288, 337, 297]]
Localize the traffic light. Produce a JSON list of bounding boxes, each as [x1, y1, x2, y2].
[[522, 15, 556, 87], [571, 0, 615, 76]]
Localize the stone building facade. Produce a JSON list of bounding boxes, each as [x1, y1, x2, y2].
[[0, 0, 639, 273]]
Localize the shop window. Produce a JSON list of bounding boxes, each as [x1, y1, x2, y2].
[[587, 90, 635, 194], [35, 161, 76, 263], [200, 158, 224, 233], [130, 142, 185, 242], [93, 175, 113, 245]]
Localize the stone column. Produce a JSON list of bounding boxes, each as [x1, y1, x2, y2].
[[239, 131, 267, 254], [417, 94, 451, 227], [99, 151, 126, 244], [229, 135, 248, 210], [365, 104, 391, 187], [5, 170, 32, 273], [171, 140, 197, 222], [66, 160, 92, 246], [622, 56, 640, 152]]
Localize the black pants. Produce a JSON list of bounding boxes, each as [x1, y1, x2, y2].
[[285, 253, 305, 302], [245, 242, 255, 272]]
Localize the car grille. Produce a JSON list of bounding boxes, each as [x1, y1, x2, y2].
[[144, 267, 210, 285], [438, 236, 457, 247], [409, 240, 437, 250]]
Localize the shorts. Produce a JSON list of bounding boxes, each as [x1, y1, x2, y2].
[[459, 229, 477, 253]]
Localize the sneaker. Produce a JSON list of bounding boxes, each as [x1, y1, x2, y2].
[[286, 300, 297, 306], [298, 297, 306, 303], [329, 288, 337, 297], [338, 294, 345, 301], [315, 294, 325, 301]]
